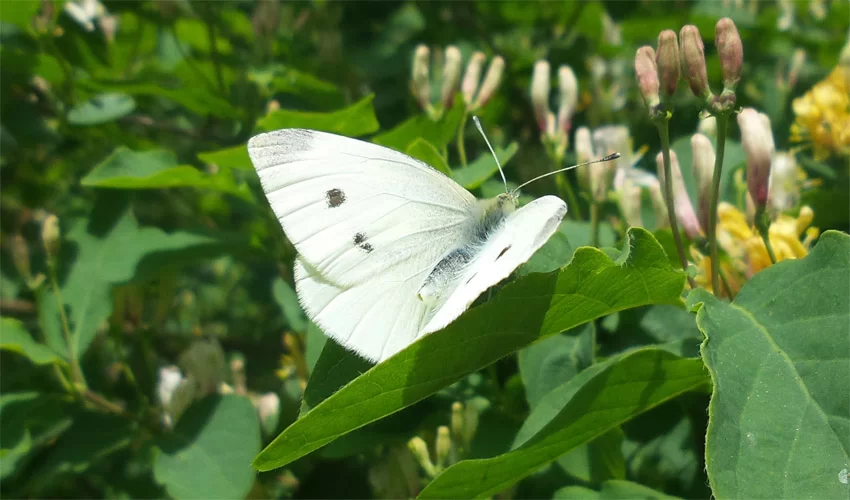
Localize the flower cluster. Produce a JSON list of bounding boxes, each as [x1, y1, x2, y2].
[[791, 63, 850, 159], [530, 60, 579, 160]]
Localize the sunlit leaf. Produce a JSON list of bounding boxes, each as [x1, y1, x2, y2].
[[257, 95, 380, 136]]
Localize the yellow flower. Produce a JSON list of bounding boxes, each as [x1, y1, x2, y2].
[[791, 64, 850, 159], [692, 203, 819, 297]]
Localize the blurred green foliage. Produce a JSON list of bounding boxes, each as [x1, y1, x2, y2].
[[1, 1, 848, 499]]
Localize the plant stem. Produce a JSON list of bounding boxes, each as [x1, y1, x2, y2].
[[590, 202, 600, 247], [457, 110, 469, 167], [708, 114, 729, 296], [50, 272, 86, 389], [755, 208, 778, 264], [655, 117, 695, 287]]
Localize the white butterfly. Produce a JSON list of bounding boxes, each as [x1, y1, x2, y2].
[[248, 125, 573, 363]]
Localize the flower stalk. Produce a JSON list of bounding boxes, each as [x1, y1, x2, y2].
[[707, 112, 729, 296]]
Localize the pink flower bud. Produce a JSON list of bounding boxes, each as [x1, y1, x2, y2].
[[531, 60, 551, 131], [656, 30, 680, 99], [715, 18, 743, 91], [738, 108, 775, 209], [574, 126, 593, 191], [656, 151, 702, 239], [634, 46, 660, 110], [411, 45, 431, 109], [440, 46, 462, 109], [556, 65, 578, 133], [461, 51, 486, 105], [679, 25, 710, 99], [691, 133, 716, 232], [472, 56, 504, 109]]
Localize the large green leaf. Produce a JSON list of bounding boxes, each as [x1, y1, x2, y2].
[[81, 148, 249, 199], [0, 393, 73, 481], [686, 230, 850, 499], [419, 348, 708, 498], [405, 139, 452, 176], [451, 142, 519, 190], [554, 479, 681, 499], [253, 228, 685, 471], [521, 220, 617, 275], [40, 207, 240, 358], [67, 93, 136, 125], [256, 95, 379, 136], [372, 99, 465, 152], [154, 395, 261, 500], [197, 145, 252, 172], [0, 317, 65, 366]]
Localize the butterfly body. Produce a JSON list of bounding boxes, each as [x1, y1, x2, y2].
[[248, 129, 566, 362]]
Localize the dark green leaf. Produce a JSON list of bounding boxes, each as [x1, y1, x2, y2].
[[522, 220, 617, 275], [154, 395, 261, 500], [554, 479, 681, 499], [405, 138, 451, 176], [272, 277, 307, 333], [0, 392, 73, 481], [519, 324, 593, 409], [0, 317, 64, 366], [257, 95, 380, 136], [78, 80, 242, 119], [253, 228, 685, 471], [686, 230, 850, 499], [372, 100, 465, 152], [67, 93, 136, 125]]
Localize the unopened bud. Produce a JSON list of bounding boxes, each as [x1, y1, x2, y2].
[[656, 151, 702, 239], [697, 115, 717, 138], [634, 46, 660, 110], [715, 18, 743, 91], [614, 170, 643, 227], [461, 52, 486, 105], [472, 56, 504, 109], [648, 180, 669, 228], [788, 49, 806, 88], [407, 436, 436, 477], [440, 46, 462, 109], [450, 401, 464, 442], [679, 25, 711, 99], [256, 392, 280, 436], [574, 127, 594, 191], [41, 214, 60, 262], [11, 234, 32, 283], [530, 60, 551, 131], [435, 426, 452, 468], [556, 66, 578, 134], [738, 108, 775, 209], [768, 153, 800, 213], [691, 133, 716, 233], [461, 403, 479, 448], [656, 30, 680, 99], [411, 45, 431, 109]]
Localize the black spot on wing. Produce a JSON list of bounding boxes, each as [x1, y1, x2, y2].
[[496, 245, 512, 260], [326, 188, 346, 208], [353, 232, 373, 253]]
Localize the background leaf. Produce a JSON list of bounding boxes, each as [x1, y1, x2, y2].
[[67, 93, 136, 125], [256, 95, 380, 136], [0, 317, 65, 366]]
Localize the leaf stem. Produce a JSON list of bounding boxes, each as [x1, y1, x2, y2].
[[755, 207, 778, 264], [50, 271, 86, 389], [457, 110, 469, 167], [654, 116, 695, 288], [708, 113, 729, 296]]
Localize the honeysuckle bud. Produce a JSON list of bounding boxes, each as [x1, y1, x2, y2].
[[256, 392, 280, 436], [473, 56, 504, 109], [656, 151, 702, 239], [634, 46, 660, 110], [679, 25, 711, 99], [589, 127, 619, 202], [697, 115, 717, 138], [737, 108, 775, 209], [461, 52, 486, 105], [531, 60, 551, 131], [407, 437, 436, 477], [411, 45, 431, 109], [435, 426, 452, 468], [715, 18, 743, 91], [656, 30, 680, 99], [648, 179, 669, 227], [440, 46, 462, 109], [574, 126, 594, 192], [691, 133, 716, 233], [11, 234, 32, 283], [768, 153, 800, 213], [777, 0, 794, 31], [556, 66, 578, 133], [41, 214, 60, 262], [787, 49, 806, 88], [614, 169, 643, 227]]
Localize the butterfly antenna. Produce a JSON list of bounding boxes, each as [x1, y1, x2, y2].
[[512, 153, 621, 195], [473, 116, 509, 194]]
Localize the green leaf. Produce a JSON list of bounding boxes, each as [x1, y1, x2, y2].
[[419, 348, 708, 498], [31, 412, 133, 493], [272, 277, 307, 333], [686, 230, 850, 499], [452, 142, 519, 190], [40, 207, 240, 358], [405, 139, 451, 176], [0, 1, 42, 30], [78, 80, 242, 119], [67, 93, 136, 125], [81, 147, 248, 199], [519, 324, 593, 409], [300, 338, 372, 416], [248, 65, 345, 109], [0, 393, 73, 481], [304, 321, 328, 375], [0, 317, 64, 366], [154, 395, 261, 500], [197, 145, 252, 171], [256, 95, 380, 136], [372, 100, 465, 152], [252, 228, 685, 471], [554, 479, 681, 499], [522, 220, 617, 275]]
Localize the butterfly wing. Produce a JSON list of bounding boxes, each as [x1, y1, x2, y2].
[[248, 129, 478, 362], [422, 195, 567, 334], [248, 129, 477, 288]]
